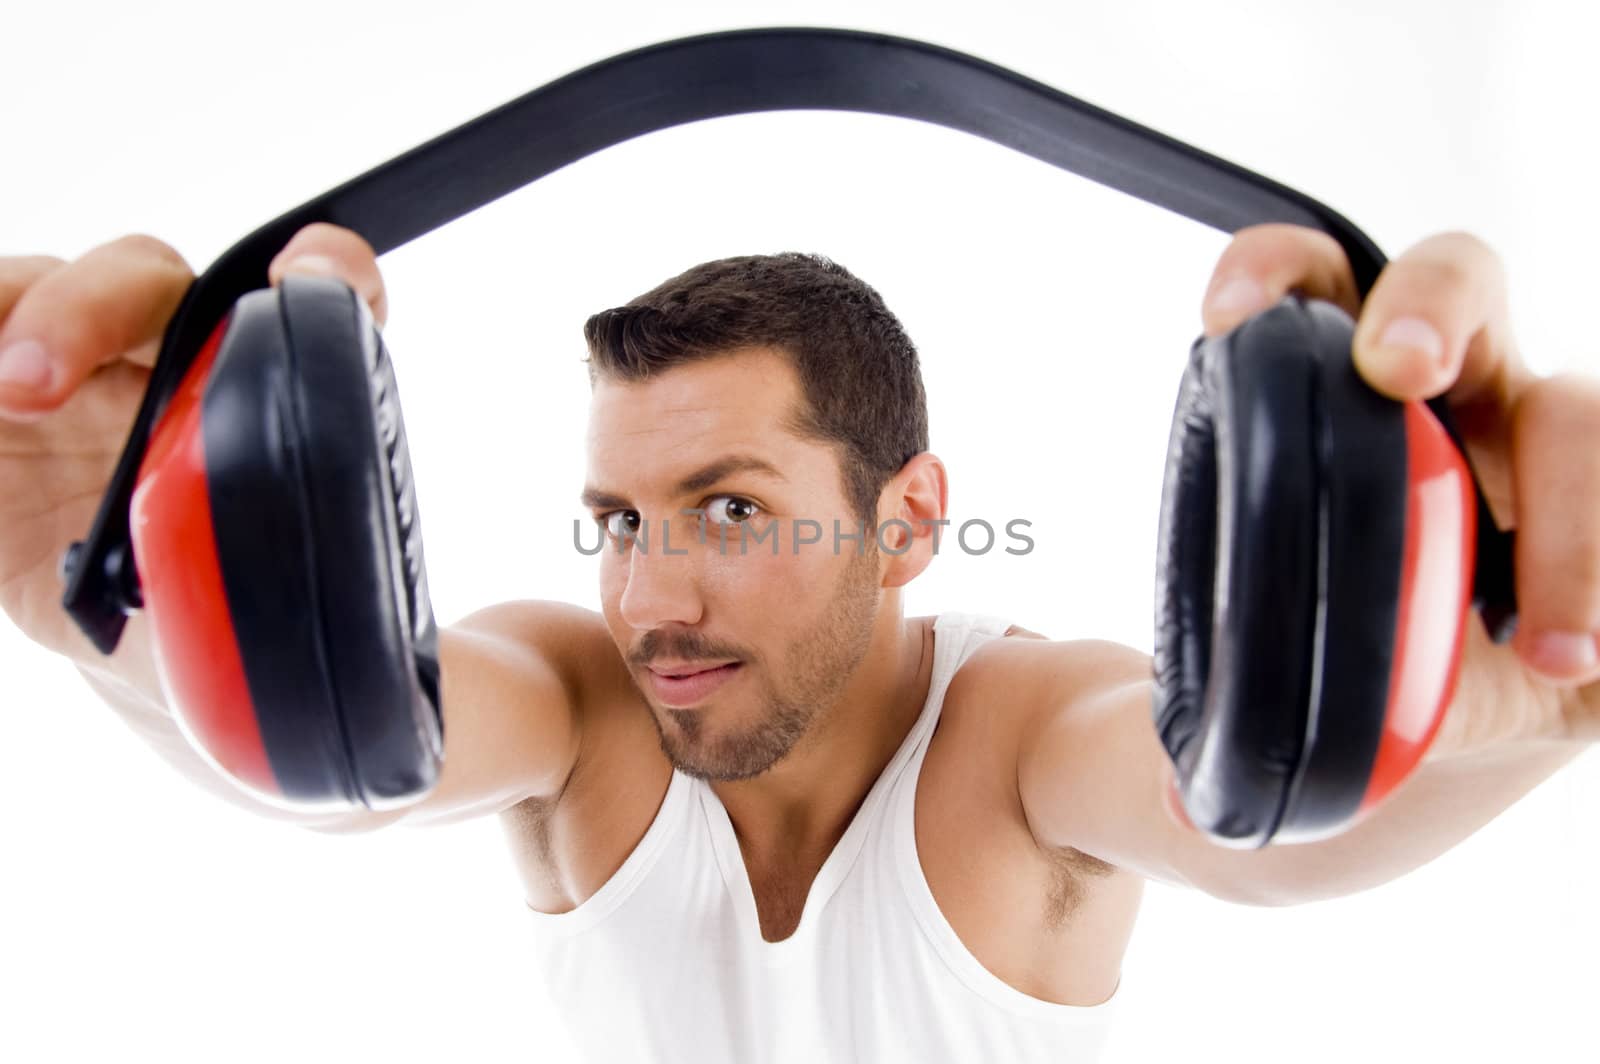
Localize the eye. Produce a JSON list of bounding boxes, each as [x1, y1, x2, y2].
[[702, 495, 760, 525], [597, 510, 641, 540]]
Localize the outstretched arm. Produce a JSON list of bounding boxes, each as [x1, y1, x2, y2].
[[1014, 637, 1586, 905], [1017, 220, 1600, 903]]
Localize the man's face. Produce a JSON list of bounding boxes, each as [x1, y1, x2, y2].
[[584, 347, 882, 783]]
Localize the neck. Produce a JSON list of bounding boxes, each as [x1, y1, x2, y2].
[[711, 609, 936, 864]]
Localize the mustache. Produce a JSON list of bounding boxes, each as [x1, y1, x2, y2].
[[629, 629, 752, 670]]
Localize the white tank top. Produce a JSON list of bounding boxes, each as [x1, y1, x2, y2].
[[521, 611, 1120, 1062]]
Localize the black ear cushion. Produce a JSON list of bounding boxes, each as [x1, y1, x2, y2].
[[204, 290, 355, 804], [1275, 299, 1405, 841], [205, 277, 441, 808], [1153, 294, 1410, 846], [1153, 296, 1325, 846], [279, 276, 443, 806]]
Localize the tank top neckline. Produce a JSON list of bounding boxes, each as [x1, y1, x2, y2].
[[692, 613, 971, 965]]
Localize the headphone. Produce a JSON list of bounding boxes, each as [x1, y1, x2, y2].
[[58, 28, 1517, 844]]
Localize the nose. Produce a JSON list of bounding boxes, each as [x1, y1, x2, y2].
[[616, 515, 704, 630]]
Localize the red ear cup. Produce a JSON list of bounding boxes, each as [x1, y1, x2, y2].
[[130, 277, 442, 813], [1354, 397, 1479, 819], [131, 315, 276, 795], [1153, 295, 1479, 847]]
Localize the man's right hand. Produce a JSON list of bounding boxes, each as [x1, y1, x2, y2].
[[1, 222, 591, 834], [0, 223, 389, 667]]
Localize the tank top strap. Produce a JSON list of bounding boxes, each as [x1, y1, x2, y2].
[[884, 610, 1014, 797]]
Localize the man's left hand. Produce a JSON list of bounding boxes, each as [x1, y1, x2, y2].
[[1198, 224, 1600, 755]]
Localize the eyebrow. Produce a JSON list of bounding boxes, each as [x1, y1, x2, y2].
[[580, 454, 788, 510]]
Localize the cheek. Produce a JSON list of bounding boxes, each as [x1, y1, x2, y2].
[[699, 531, 851, 600]]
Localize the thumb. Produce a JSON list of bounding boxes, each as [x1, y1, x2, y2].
[[266, 222, 389, 328]]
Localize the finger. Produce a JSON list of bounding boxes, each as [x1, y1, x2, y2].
[[0, 235, 191, 422], [1505, 373, 1600, 685], [267, 222, 389, 328], [1200, 223, 1363, 338], [0, 256, 68, 425], [0, 255, 68, 321], [1348, 231, 1531, 405]]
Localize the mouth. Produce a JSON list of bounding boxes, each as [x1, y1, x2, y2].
[[644, 661, 743, 707]]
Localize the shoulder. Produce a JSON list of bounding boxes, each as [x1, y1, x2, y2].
[[450, 598, 632, 704], [933, 624, 1152, 838], [948, 626, 1153, 726], [447, 598, 646, 777], [939, 628, 1153, 847], [923, 624, 1151, 940]]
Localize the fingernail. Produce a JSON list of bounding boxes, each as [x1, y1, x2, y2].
[[1373, 316, 1446, 369], [1206, 277, 1268, 320], [1525, 629, 1599, 677], [0, 339, 56, 393], [279, 253, 339, 277]]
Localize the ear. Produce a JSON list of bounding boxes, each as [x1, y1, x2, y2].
[[878, 452, 948, 589]]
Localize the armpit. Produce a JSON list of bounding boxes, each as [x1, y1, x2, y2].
[[1042, 845, 1119, 930]]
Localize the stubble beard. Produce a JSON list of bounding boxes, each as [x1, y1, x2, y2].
[[653, 547, 880, 783]]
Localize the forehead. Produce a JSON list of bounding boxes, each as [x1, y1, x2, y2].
[[585, 347, 825, 489]]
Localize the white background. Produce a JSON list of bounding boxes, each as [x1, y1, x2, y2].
[[2, 1, 1597, 1061]]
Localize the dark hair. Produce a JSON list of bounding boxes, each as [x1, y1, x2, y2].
[[583, 253, 929, 524]]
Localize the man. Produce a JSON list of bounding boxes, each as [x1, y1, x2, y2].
[[0, 222, 1593, 1061]]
